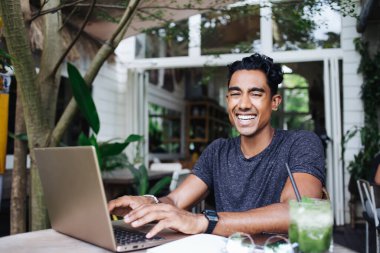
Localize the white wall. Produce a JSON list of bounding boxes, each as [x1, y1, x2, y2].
[[91, 60, 146, 161], [341, 14, 364, 223], [92, 62, 128, 141]]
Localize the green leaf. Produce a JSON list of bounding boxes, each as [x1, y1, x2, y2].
[[138, 164, 149, 195], [126, 163, 141, 194], [99, 142, 129, 157], [0, 48, 16, 65], [8, 132, 28, 142], [102, 153, 129, 171], [77, 132, 102, 168], [126, 134, 144, 143], [78, 132, 92, 146], [67, 62, 100, 134], [99, 134, 144, 157], [87, 134, 102, 167], [148, 176, 171, 195]]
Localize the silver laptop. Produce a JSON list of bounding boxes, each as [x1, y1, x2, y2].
[[34, 146, 183, 252]]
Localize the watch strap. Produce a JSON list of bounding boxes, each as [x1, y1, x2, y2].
[[203, 210, 219, 234]]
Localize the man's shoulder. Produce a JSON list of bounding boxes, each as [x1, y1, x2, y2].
[[278, 129, 320, 142], [209, 136, 237, 147], [276, 129, 323, 155], [202, 137, 239, 155]]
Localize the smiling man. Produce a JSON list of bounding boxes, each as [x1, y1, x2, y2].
[[108, 53, 325, 238]]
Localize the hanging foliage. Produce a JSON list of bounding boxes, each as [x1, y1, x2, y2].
[[345, 38, 380, 180]]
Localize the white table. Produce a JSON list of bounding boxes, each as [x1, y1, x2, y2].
[[0, 229, 116, 253], [0, 229, 358, 253]]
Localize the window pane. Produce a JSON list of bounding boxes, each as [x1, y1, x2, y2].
[[149, 103, 182, 154], [284, 88, 309, 113], [201, 4, 260, 55], [272, 3, 341, 51], [283, 74, 309, 113], [284, 114, 314, 131], [136, 20, 189, 58]]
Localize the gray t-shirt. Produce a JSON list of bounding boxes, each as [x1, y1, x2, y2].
[[192, 129, 325, 212]]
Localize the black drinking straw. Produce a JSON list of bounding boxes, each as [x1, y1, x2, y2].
[[285, 163, 302, 202]]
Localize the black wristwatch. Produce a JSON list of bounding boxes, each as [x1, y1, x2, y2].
[[203, 209, 219, 234]]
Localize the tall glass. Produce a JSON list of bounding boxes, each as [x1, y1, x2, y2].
[[289, 199, 333, 253]]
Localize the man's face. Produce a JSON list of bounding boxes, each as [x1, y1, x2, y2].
[[226, 70, 281, 137]]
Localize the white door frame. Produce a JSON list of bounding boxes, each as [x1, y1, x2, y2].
[[324, 58, 344, 225]]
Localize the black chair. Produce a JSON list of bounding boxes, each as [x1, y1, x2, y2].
[[357, 179, 380, 253]]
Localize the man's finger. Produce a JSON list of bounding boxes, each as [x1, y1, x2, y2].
[[146, 220, 169, 238], [125, 204, 160, 222]]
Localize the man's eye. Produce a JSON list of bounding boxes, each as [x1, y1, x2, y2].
[[229, 93, 240, 96], [251, 92, 262, 97]]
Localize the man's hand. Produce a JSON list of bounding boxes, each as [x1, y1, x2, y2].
[[124, 203, 208, 238], [108, 195, 155, 217]]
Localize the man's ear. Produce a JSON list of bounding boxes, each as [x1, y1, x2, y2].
[[271, 94, 282, 111]]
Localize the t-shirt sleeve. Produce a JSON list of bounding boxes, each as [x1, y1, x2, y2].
[[288, 130, 326, 186], [192, 139, 221, 189]]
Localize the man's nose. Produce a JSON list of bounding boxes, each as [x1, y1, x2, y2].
[[238, 93, 251, 109]]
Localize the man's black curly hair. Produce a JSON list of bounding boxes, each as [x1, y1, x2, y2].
[[227, 53, 283, 96]]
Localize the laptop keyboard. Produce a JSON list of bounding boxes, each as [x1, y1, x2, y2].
[[113, 226, 164, 245]]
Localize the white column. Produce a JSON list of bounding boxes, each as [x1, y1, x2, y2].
[[260, 0, 273, 55], [189, 14, 201, 57], [323, 58, 334, 203], [324, 58, 345, 225], [331, 57, 344, 225]]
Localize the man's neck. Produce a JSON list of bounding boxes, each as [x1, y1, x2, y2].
[[240, 127, 275, 158]]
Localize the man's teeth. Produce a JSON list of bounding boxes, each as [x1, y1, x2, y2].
[[237, 115, 256, 120]]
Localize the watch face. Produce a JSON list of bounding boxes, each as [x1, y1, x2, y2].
[[204, 210, 219, 221], [209, 216, 219, 222]]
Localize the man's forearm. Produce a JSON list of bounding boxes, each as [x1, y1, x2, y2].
[[157, 195, 196, 210], [158, 195, 176, 206], [213, 202, 290, 237]]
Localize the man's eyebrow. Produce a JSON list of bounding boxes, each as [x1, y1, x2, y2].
[[228, 86, 265, 93], [228, 86, 241, 92], [248, 87, 265, 93]]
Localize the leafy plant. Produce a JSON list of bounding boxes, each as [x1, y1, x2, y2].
[[344, 38, 380, 181], [67, 63, 171, 195]]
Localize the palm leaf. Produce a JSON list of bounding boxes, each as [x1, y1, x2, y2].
[[8, 132, 28, 142], [138, 164, 149, 195], [67, 62, 100, 134], [78, 132, 102, 168], [148, 176, 171, 195], [126, 163, 141, 194], [99, 134, 143, 157]]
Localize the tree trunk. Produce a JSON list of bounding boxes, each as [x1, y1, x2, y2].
[[37, 0, 62, 124], [10, 94, 27, 234], [29, 0, 63, 230], [0, 0, 50, 231], [9, 0, 32, 235]]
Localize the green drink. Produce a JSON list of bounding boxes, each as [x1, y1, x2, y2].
[[289, 198, 333, 253], [288, 222, 298, 244]]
